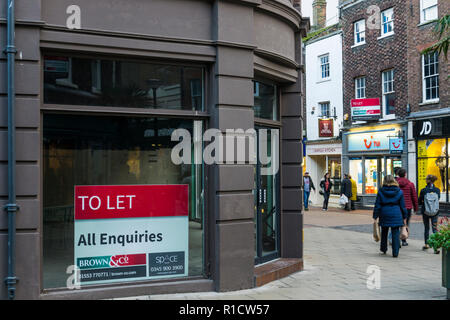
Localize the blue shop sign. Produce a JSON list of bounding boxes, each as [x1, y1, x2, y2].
[[389, 137, 404, 154]]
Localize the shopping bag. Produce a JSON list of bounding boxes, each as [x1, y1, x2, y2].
[[400, 226, 409, 241], [339, 194, 348, 206], [373, 221, 380, 242]]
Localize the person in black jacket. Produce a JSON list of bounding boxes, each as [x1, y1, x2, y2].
[[373, 175, 408, 257], [419, 174, 441, 253], [340, 174, 353, 211], [320, 172, 333, 211]]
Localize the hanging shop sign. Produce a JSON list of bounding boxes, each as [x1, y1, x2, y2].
[[347, 129, 399, 152], [74, 184, 189, 285], [389, 137, 404, 154], [318, 119, 334, 137], [351, 98, 381, 121]]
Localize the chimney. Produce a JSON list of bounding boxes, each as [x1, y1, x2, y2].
[[312, 0, 327, 29]]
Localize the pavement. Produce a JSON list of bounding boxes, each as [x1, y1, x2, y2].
[[118, 207, 448, 300]]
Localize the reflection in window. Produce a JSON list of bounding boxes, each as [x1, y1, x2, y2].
[[44, 56, 204, 111], [254, 81, 278, 120], [43, 114, 204, 288]]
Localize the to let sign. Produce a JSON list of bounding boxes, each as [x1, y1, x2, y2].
[[351, 98, 381, 121], [74, 185, 189, 286]]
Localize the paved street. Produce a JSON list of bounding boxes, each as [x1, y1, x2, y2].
[[120, 207, 447, 300]]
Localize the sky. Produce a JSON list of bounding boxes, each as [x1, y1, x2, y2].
[[301, 0, 340, 27]]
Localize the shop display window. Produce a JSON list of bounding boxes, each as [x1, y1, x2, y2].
[[365, 158, 378, 194], [44, 56, 204, 111], [349, 158, 363, 194], [417, 138, 448, 203], [43, 114, 204, 288]]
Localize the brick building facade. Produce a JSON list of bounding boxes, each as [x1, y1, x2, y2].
[[341, 0, 409, 122], [339, 0, 449, 211]]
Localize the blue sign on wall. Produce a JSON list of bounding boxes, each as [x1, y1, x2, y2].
[[389, 138, 404, 154]]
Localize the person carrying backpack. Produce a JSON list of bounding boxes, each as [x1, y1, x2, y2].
[[419, 174, 441, 253]]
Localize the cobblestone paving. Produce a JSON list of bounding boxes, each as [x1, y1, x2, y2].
[[120, 209, 447, 300]]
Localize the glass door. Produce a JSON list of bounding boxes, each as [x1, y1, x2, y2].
[[254, 127, 280, 264]]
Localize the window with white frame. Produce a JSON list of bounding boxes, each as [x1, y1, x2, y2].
[[422, 52, 439, 102], [420, 0, 438, 23], [382, 69, 395, 116], [355, 77, 366, 99], [354, 19, 366, 45], [381, 8, 394, 36], [319, 54, 330, 80], [319, 102, 330, 117]]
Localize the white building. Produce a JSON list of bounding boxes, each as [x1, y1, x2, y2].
[[304, 28, 343, 207]]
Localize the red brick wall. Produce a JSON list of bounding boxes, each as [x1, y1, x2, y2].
[[341, 0, 409, 122], [407, 0, 450, 113]]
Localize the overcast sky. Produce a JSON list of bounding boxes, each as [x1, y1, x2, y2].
[[301, 0, 339, 26]]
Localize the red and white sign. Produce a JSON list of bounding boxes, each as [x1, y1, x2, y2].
[[351, 98, 381, 121], [75, 185, 188, 220], [74, 184, 189, 285]]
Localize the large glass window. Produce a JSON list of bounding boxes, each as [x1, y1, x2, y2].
[[365, 158, 379, 194], [44, 55, 204, 111], [349, 158, 363, 194], [417, 138, 448, 202], [254, 81, 278, 120], [43, 114, 204, 288]]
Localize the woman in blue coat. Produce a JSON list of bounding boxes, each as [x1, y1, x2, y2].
[[373, 175, 408, 257]]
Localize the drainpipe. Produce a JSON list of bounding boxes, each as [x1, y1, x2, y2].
[[4, 0, 19, 300]]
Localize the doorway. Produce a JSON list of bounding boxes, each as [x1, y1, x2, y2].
[[254, 127, 280, 265]]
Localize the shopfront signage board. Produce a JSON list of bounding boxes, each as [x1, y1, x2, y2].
[[74, 185, 189, 285], [389, 138, 404, 154], [347, 129, 397, 152], [351, 98, 381, 121]]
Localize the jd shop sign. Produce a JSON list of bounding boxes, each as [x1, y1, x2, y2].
[[413, 118, 449, 138]]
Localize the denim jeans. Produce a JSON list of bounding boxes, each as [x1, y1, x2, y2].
[[323, 192, 330, 209], [423, 214, 439, 245], [381, 226, 400, 257], [304, 191, 310, 209]]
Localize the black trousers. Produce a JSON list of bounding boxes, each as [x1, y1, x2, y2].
[[323, 192, 330, 209], [381, 226, 400, 257]]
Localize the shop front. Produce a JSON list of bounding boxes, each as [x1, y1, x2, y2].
[[342, 123, 407, 207], [0, 0, 309, 300], [413, 117, 450, 213], [305, 142, 342, 207]]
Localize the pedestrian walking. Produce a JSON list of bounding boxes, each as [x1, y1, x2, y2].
[[349, 174, 357, 210], [340, 174, 352, 211], [373, 175, 408, 258], [302, 172, 315, 211], [320, 173, 333, 211], [396, 168, 418, 246], [419, 174, 441, 253]]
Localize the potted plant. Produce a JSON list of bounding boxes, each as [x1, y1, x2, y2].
[[428, 217, 450, 299]]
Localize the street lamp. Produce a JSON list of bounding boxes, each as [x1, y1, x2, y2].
[[146, 78, 161, 108]]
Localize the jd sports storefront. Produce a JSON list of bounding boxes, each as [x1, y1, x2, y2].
[[0, 0, 309, 299]]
